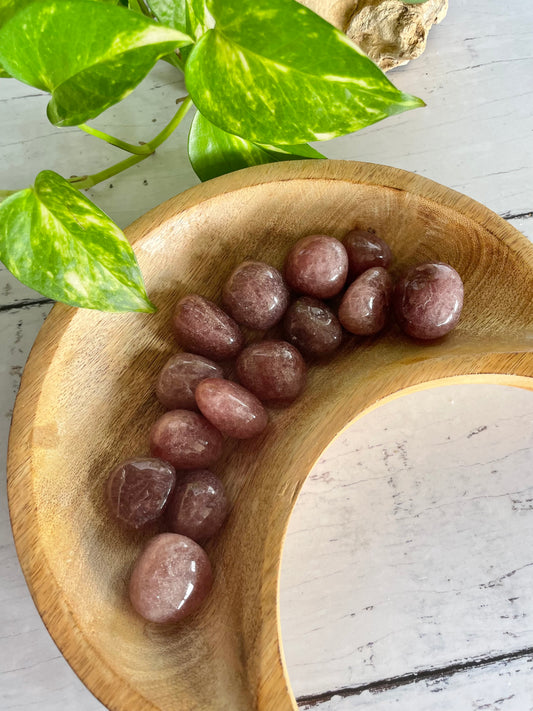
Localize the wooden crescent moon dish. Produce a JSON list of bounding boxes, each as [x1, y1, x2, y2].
[[7, 161, 533, 711]]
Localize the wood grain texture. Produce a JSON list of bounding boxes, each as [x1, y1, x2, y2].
[[281, 383, 533, 698], [6, 160, 533, 711]]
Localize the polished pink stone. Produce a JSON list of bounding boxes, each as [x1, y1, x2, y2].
[[222, 261, 289, 330], [166, 470, 228, 542], [173, 294, 243, 360], [283, 297, 342, 358], [196, 378, 268, 439], [129, 533, 212, 624], [338, 267, 393, 335], [236, 340, 306, 406], [284, 235, 348, 299], [149, 410, 223, 470], [156, 352, 224, 411], [106, 458, 176, 529], [394, 262, 464, 340], [343, 229, 392, 276]]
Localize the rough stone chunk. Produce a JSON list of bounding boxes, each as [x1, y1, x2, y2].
[[166, 470, 228, 542], [236, 340, 306, 406], [339, 267, 393, 335], [106, 458, 176, 529], [150, 410, 224, 470], [394, 262, 464, 339], [222, 261, 289, 330], [285, 235, 348, 299], [156, 353, 224, 411], [196, 378, 268, 439], [173, 294, 243, 361], [129, 533, 212, 624], [284, 297, 342, 358], [343, 229, 392, 277]]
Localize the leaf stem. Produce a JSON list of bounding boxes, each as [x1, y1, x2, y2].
[[78, 123, 152, 155], [69, 97, 193, 190]]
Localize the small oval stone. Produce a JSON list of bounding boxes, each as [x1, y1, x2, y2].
[[173, 294, 243, 361], [284, 297, 342, 358], [149, 410, 223, 470], [106, 458, 176, 529], [285, 235, 348, 299], [196, 378, 268, 439], [166, 470, 228, 542], [394, 262, 464, 340], [129, 533, 212, 624], [338, 267, 393, 335], [156, 353, 224, 411], [222, 261, 289, 330], [236, 340, 306, 406], [343, 229, 392, 276]]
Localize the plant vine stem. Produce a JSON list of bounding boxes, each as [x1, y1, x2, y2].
[[78, 123, 152, 155], [69, 96, 193, 190]]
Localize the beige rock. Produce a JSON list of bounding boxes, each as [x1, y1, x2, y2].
[[299, 0, 448, 71]]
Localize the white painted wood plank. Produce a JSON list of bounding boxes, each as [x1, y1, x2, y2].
[[280, 384, 533, 698], [324, 0, 533, 218], [299, 654, 533, 710]]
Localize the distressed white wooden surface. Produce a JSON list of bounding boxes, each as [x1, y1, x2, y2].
[[1, 0, 533, 709]]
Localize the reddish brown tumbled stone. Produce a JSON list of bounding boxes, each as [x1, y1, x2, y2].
[[343, 229, 392, 276], [149, 410, 223, 470], [106, 458, 176, 529], [173, 294, 243, 361], [156, 353, 224, 411], [284, 235, 348, 299], [394, 262, 464, 340], [196, 378, 268, 439], [166, 470, 228, 542], [284, 297, 342, 358], [222, 261, 289, 330], [129, 533, 212, 624], [236, 340, 306, 406], [339, 267, 393, 335]]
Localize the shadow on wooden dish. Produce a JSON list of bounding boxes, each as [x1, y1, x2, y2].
[[7, 161, 533, 711]]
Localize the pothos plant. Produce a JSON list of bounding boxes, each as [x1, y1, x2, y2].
[[0, 0, 426, 313]]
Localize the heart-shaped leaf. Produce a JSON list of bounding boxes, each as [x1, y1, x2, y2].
[[185, 0, 424, 145], [188, 110, 325, 181], [0, 171, 154, 312], [0, 0, 192, 126], [148, 0, 207, 40]]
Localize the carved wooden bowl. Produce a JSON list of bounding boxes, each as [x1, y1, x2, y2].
[[7, 161, 533, 711]]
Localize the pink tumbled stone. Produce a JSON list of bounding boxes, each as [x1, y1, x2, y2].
[[284, 235, 348, 299], [106, 458, 176, 529], [236, 340, 306, 406], [149, 410, 223, 470], [156, 352, 224, 410], [167, 470, 228, 542], [284, 296, 342, 358], [173, 294, 243, 360], [129, 533, 212, 624], [338, 267, 393, 335], [196, 378, 268, 439], [222, 261, 289, 330], [343, 229, 392, 276], [394, 262, 464, 340]]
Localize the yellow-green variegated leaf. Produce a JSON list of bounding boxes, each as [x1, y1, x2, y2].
[[0, 171, 154, 312], [188, 110, 325, 181], [185, 0, 424, 145], [0, 0, 192, 126]]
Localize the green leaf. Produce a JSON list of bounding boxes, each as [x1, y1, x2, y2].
[[0, 171, 155, 312], [0, 0, 193, 126], [148, 0, 207, 40], [188, 110, 325, 181], [185, 0, 424, 145]]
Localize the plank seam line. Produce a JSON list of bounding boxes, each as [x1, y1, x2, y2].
[[296, 646, 533, 707], [0, 298, 53, 313]]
